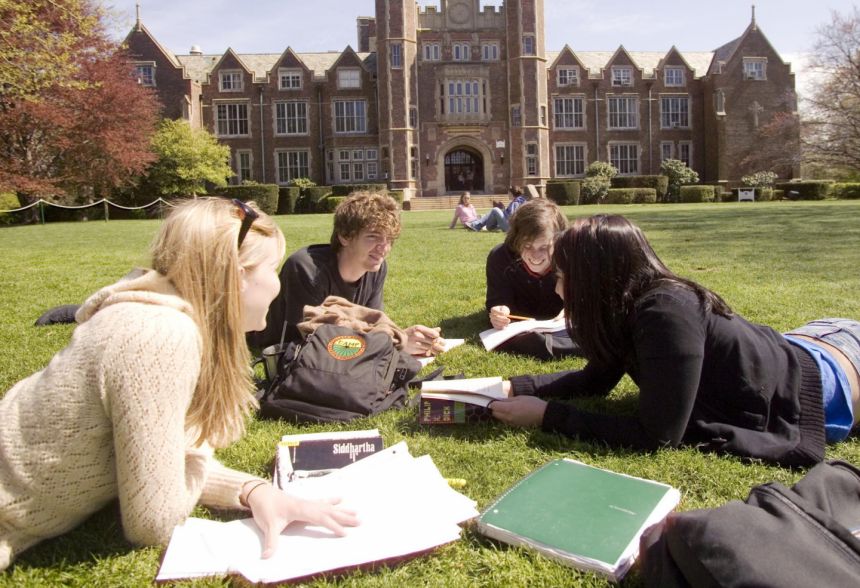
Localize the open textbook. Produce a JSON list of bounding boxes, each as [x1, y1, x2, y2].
[[479, 318, 566, 351], [156, 442, 478, 584], [418, 377, 506, 425]]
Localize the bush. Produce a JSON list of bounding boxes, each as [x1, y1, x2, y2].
[[758, 187, 774, 202], [277, 187, 301, 214], [660, 159, 699, 202], [604, 188, 634, 204], [679, 185, 716, 203], [318, 196, 347, 213], [331, 184, 388, 197], [831, 183, 860, 199], [774, 181, 834, 200], [545, 180, 581, 205], [772, 189, 785, 200], [611, 175, 668, 201], [580, 176, 609, 204], [213, 184, 279, 214], [632, 188, 657, 204], [741, 171, 778, 189], [585, 161, 618, 180], [287, 177, 316, 189]]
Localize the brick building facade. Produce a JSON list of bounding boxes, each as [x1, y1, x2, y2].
[[125, 1, 799, 200]]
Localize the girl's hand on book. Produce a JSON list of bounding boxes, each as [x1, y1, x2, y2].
[[490, 395, 547, 428], [247, 485, 359, 558], [490, 306, 511, 329]]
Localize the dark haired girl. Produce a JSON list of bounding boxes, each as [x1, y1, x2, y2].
[[491, 214, 859, 467]]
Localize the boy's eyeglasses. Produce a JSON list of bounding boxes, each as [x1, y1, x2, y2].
[[232, 199, 259, 248]]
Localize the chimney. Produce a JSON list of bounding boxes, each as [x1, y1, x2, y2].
[[356, 16, 377, 53]]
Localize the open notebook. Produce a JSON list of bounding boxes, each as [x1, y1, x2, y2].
[[479, 318, 566, 351]]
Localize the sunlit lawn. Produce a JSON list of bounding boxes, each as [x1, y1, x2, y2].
[[1, 200, 859, 586]]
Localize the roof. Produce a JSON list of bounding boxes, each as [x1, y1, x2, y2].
[[546, 50, 715, 79], [175, 51, 375, 83]]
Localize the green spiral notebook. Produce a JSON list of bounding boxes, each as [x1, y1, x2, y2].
[[476, 459, 681, 581]]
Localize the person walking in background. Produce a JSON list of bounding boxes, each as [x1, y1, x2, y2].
[[449, 192, 479, 229]]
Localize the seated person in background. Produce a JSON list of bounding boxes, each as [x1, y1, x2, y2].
[[486, 198, 579, 360], [449, 192, 478, 229], [491, 214, 860, 468], [248, 191, 440, 356], [466, 186, 529, 232], [0, 199, 358, 571]]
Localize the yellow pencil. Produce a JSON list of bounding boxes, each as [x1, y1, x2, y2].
[[507, 314, 534, 321]]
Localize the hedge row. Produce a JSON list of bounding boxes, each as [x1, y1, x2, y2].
[[680, 185, 716, 203], [330, 183, 388, 196], [610, 175, 669, 200], [545, 180, 581, 205], [603, 188, 657, 204], [774, 181, 833, 200], [831, 183, 860, 199], [213, 184, 279, 215]]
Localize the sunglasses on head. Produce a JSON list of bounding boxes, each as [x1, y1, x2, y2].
[[232, 199, 259, 248]]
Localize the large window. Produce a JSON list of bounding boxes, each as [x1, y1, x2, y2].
[[276, 150, 309, 184], [135, 63, 155, 86], [219, 70, 243, 92], [333, 100, 367, 134], [609, 143, 639, 175], [660, 95, 690, 128], [611, 66, 633, 87], [274, 101, 308, 135], [664, 67, 685, 87], [423, 43, 441, 61], [446, 79, 484, 117], [328, 147, 377, 183], [278, 68, 302, 90], [608, 96, 638, 129], [660, 141, 674, 162], [453, 43, 471, 61], [337, 68, 361, 89], [390, 43, 402, 69], [555, 144, 585, 177], [511, 105, 522, 126], [678, 141, 692, 167], [557, 66, 579, 87], [743, 58, 767, 80], [215, 102, 249, 136], [553, 97, 584, 129]]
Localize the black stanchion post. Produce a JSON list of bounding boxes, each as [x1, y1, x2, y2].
[[104, 200, 109, 222], [39, 200, 45, 225]]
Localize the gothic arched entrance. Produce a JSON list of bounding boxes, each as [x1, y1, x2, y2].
[[444, 147, 484, 192]]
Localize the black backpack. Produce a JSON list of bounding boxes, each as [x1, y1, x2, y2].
[[258, 324, 421, 423], [639, 460, 860, 587]]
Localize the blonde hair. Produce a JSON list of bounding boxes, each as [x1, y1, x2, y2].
[[330, 191, 401, 253], [151, 198, 285, 448]]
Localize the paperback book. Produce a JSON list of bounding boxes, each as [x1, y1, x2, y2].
[[479, 318, 566, 351], [418, 377, 506, 425], [476, 458, 681, 581], [274, 429, 383, 488]]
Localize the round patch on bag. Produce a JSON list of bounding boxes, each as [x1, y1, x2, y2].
[[326, 335, 367, 360]]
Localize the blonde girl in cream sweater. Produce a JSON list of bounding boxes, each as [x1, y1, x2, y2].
[[0, 198, 358, 571]]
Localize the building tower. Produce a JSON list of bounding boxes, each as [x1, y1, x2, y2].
[[506, 0, 549, 188], [376, 0, 420, 198]]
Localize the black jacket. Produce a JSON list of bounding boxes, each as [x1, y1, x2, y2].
[[510, 284, 825, 467]]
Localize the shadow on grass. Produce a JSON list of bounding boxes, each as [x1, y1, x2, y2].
[[439, 310, 487, 342]]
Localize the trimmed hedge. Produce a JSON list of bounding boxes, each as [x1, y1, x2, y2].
[[297, 186, 333, 213], [277, 187, 301, 215], [680, 185, 716, 203], [388, 191, 404, 207], [774, 181, 833, 200], [546, 180, 581, 205], [603, 188, 656, 204], [214, 184, 279, 214], [832, 183, 860, 199], [330, 183, 388, 196], [611, 175, 669, 201], [319, 196, 347, 213]]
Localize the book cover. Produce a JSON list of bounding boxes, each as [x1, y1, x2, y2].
[[418, 396, 493, 425], [476, 459, 681, 581], [275, 429, 382, 487]]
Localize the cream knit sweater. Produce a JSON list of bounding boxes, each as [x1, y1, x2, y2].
[[0, 271, 260, 571]]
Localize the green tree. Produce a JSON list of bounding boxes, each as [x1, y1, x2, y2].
[[139, 119, 232, 197], [660, 159, 699, 202]]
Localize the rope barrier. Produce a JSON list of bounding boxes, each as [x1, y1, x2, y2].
[[0, 197, 175, 214]]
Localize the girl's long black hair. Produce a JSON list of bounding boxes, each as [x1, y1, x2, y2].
[[553, 214, 732, 364]]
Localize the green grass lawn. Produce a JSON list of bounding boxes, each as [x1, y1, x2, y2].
[[2, 200, 859, 587]]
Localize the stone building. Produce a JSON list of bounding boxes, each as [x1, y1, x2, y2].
[[125, 1, 799, 200]]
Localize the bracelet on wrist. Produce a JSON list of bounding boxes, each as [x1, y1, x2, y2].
[[239, 480, 268, 508]]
